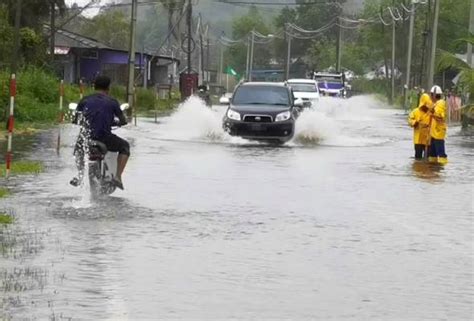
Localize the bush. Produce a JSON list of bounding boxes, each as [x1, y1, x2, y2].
[[0, 67, 60, 122], [14, 96, 57, 122], [351, 78, 389, 97], [109, 85, 126, 103], [16, 66, 58, 103], [136, 87, 156, 111]]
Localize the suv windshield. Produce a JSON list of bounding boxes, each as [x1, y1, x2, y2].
[[315, 75, 343, 84], [232, 85, 290, 106], [289, 83, 317, 92]]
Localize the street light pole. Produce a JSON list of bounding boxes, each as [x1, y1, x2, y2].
[[249, 31, 255, 82], [403, 0, 416, 113]]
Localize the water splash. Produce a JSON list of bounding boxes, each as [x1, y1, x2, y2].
[[157, 96, 227, 142], [293, 95, 392, 147], [154, 94, 392, 147]]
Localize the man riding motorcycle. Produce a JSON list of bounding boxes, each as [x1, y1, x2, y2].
[[197, 84, 211, 107], [70, 75, 130, 190]]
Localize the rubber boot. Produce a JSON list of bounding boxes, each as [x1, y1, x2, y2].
[[438, 157, 448, 165]]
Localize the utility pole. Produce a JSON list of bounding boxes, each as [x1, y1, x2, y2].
[[50, 1, 56, 63], [336, 17, 342, 72], [186, 0, 192, 73], [427, 0, 440, 89], [245, 35, 250, 80], [249, 31, 255, 81], [197, 15, 203, 85], [422, 0, 432, 89], [219, 40, 224, 85], [126, 0, 138, 119], [403, 0, 416, 113], [391, 6, 396, 105], [286, 33, 292, 80], [11, 0, 22, 74], [467, 0, 474, 67], [206, 26, 210, 83]]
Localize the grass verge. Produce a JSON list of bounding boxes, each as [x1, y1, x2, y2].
[[0, 187, 9, 198], [0, 213, 14, 225], [0, 160, 43, 177]]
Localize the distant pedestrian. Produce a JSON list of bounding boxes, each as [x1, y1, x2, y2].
[[427, 85, 448, 165], [408, 92, 432, 159]]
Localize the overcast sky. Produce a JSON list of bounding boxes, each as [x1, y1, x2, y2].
[[65, 0, 113, 17]]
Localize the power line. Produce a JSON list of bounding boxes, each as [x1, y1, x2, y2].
[[64, 1, 184, 10], [216, 0, 340, 6]]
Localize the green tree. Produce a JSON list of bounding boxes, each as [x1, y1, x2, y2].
[[225, 6, 270, 75], [5, 0, 66, 29], [80, 9, 130, 49], [0, 6, 13, 67]]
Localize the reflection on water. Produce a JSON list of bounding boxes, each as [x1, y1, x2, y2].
[[1, 95, 473, 320], [411, 161, 445, 181]]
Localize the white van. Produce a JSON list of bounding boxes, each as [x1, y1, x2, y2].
[[287, 79, 320, 107]]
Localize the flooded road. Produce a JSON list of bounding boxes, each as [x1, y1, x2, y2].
[[1, 96, 473, 320]]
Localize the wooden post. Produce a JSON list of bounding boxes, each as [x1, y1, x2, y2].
[[6, 74, 16, 178]]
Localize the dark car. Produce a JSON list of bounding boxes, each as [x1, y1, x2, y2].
[[221, 82, 303, 143]]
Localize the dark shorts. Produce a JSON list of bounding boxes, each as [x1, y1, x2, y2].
[[99, 134, 130, 156], [428, 138, 447, 158]]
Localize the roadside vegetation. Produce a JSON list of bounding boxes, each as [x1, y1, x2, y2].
[[0, 160, 43, 177], [0, 213, 13, 225], [0, 187, 9, 198], [0, 67, 180, 135]]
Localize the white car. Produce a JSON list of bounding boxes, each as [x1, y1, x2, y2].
[[287, 79, 320, 107]]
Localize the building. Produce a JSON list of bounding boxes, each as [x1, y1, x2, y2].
[[45, 25, 180, 87]]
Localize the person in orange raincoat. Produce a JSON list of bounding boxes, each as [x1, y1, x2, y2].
[[408, 92, 432, 159]]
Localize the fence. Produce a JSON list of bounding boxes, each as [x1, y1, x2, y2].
[[447, 94, 463, 124]]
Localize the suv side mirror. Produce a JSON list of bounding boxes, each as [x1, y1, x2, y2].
[[294, 98, 304, 107]]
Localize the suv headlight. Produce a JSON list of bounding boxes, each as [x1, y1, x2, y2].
[[275, 111, 291, 122], [227, 109, 241, 121]]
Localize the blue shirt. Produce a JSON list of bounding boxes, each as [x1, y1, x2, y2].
[[76, 93, 126, 139]]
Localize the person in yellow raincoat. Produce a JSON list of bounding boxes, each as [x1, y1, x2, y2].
[[408, 92, 432, 159], [427, 85, 448, 164]]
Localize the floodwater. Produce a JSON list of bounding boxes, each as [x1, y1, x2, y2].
[[1, 96, 473, 320]]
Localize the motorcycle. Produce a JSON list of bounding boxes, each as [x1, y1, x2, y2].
[[197, 85, 212, 107], [68, 102, 129, 195]]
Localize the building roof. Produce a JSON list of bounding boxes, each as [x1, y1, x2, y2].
[[44, 24, 180, 63], [44, 24, 111, 49]]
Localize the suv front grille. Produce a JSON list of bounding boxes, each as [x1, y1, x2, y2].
[[243, 115, 273, 122]]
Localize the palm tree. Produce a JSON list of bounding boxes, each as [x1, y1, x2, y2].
[[437, 36, 474, 128], [436, 36, 474, 102]]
